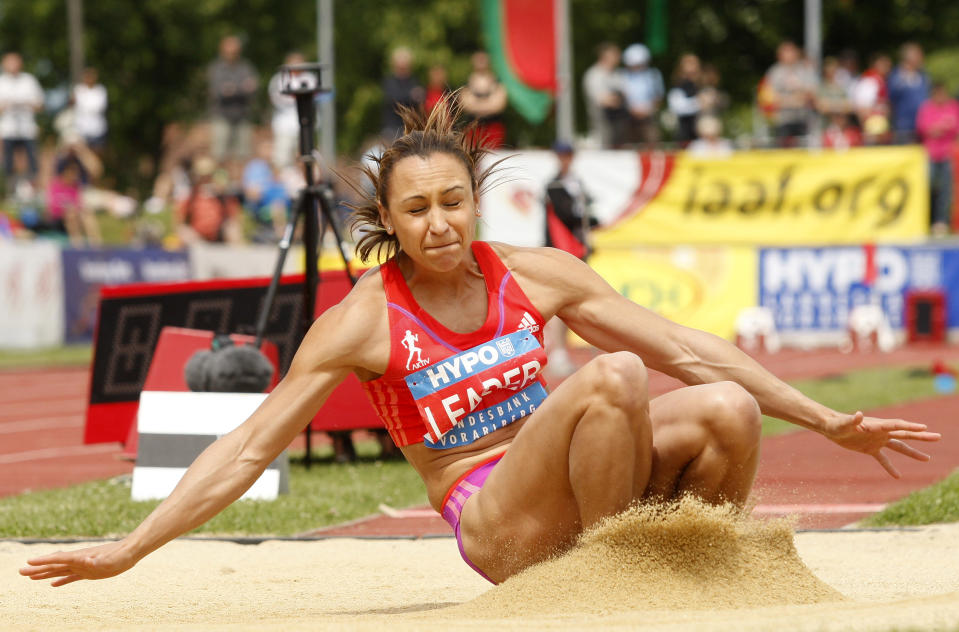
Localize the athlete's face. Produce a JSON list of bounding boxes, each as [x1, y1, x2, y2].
[[381, 152, 478, 271]]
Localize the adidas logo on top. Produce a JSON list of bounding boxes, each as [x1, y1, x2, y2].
[[517, 311, 540, 333]]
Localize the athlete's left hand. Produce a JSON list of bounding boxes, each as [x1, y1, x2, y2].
[[823, 412, 941, 478]]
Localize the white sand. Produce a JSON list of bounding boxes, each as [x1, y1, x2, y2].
[[4, 524, 959, 631]]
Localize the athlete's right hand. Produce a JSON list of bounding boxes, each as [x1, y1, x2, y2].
[[19, 540, 138, 587]]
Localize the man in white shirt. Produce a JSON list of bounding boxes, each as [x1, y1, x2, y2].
[[268, 52, 305, 169], [582, 42, 626, 148], [73, 67, 108, 151], [0, 52, 44, 182]]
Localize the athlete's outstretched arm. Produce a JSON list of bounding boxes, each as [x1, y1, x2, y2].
[[517, 247, 940, 476], [20, 285, 386, 586]]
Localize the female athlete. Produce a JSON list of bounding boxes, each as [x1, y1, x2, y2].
[[22, 100, 940, 586]]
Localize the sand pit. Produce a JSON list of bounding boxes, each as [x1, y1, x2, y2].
[[453, 499, 843, 617], [5, 503, 959, 631]]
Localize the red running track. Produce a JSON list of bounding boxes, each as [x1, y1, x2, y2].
[[0, 368, 132, 498], [2, 344, 958, 534]]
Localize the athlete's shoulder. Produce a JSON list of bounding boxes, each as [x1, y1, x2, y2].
[[485, 241, 588, 279], [331, 264, 387, 322], [296, 265, 389, 373]]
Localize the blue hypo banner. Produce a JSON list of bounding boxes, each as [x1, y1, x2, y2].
[[61, 248, 191, 343], [758, 245, 959, 332]]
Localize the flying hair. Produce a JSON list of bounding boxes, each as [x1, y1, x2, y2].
[[348, 90, 506, 263]]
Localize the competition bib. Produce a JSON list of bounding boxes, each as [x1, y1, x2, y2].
[[405, 330, 547, 449]]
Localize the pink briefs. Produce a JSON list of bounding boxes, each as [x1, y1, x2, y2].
[[440, 452, 505, 584]]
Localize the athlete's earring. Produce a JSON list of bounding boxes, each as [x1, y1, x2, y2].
[[385, 224, 393, 234], [474, 210, 481, 217]]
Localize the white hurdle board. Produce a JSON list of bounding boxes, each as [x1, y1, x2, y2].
[[131, 391, 288, 501]]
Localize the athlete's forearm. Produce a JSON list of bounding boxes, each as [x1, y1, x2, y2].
[[119, 361, 349, 563], [121, 428, 269, 562], [674, 327, 840, 433]]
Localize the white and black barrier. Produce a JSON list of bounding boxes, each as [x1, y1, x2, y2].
[[131, 390, 288, 501]]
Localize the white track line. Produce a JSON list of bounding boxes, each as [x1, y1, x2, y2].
[[0, 417, 85, 434], [379, 505, 438, 519], [752, 503, 886, 514], [0, 443, 120, 465], [0, 403, 84, 419], [0, 388, 90, 406], [374, 504, 888, 520]]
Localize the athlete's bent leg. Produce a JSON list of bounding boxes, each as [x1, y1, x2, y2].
[[567, 352, 653, 526], [644, 381, 762, 506], [460, 351, 653, 581]]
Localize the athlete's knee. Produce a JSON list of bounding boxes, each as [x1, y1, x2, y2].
[[586, 352, 648, 409], [703, 381, 761, 453]]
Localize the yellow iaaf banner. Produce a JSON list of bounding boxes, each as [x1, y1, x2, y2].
[[594, 146, 928, 246]]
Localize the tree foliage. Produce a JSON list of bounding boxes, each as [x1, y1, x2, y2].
[[1, 0, 958, 194]]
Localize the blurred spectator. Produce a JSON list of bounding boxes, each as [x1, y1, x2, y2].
[[0, 52, 43, 185], [72, 67, 108, 152], [208, 35, 258, 163], [698, 63, 729, 119], [242, 140, 291, 243], [268, 51, 306, 169], [822, 113, 863, 150], [47, 135, 103, 246], [916, 82, 959, 236], [816, 57, 851, 121], [687, 115, 733, 158], [424, 64, 450, 114], [543, 141, 597, 376], [887, 43, 931, 144], [835, 49, 860, 96], [174, 156, 243, 245], [667, 53, 703, 145], [460, 51, 508, 149], [544, 141, 597, 258], [621, 43, 664, 147], [381, 47, 423, 140], [764, 41, 817, 146], [582, 42, 627, 148], [851, 53, 892, 144]]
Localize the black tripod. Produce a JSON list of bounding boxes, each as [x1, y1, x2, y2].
[[252, 63, 356, 468]]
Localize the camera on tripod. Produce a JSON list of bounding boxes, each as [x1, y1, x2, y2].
[[278, 62, 328, 96]]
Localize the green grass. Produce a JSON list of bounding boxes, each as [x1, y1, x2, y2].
[[761, 366, 939, 437], [0, 345, 93, 369], [0, 442, 428, 539], [860, 469, 959, 528], [0, 362, 946, 538]]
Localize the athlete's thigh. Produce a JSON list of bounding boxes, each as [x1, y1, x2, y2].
[[461, 379, 598, 553], [463, 356, 643, 554]]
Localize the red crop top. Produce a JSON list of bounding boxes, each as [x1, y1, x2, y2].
[[360, 241, 549, 448]]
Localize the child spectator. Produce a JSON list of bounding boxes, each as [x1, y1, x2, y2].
[[46, 135, 103, 246], [687, 116, 733, 158], [822, 113, 863, 150], [242, 141, 291, 244]]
